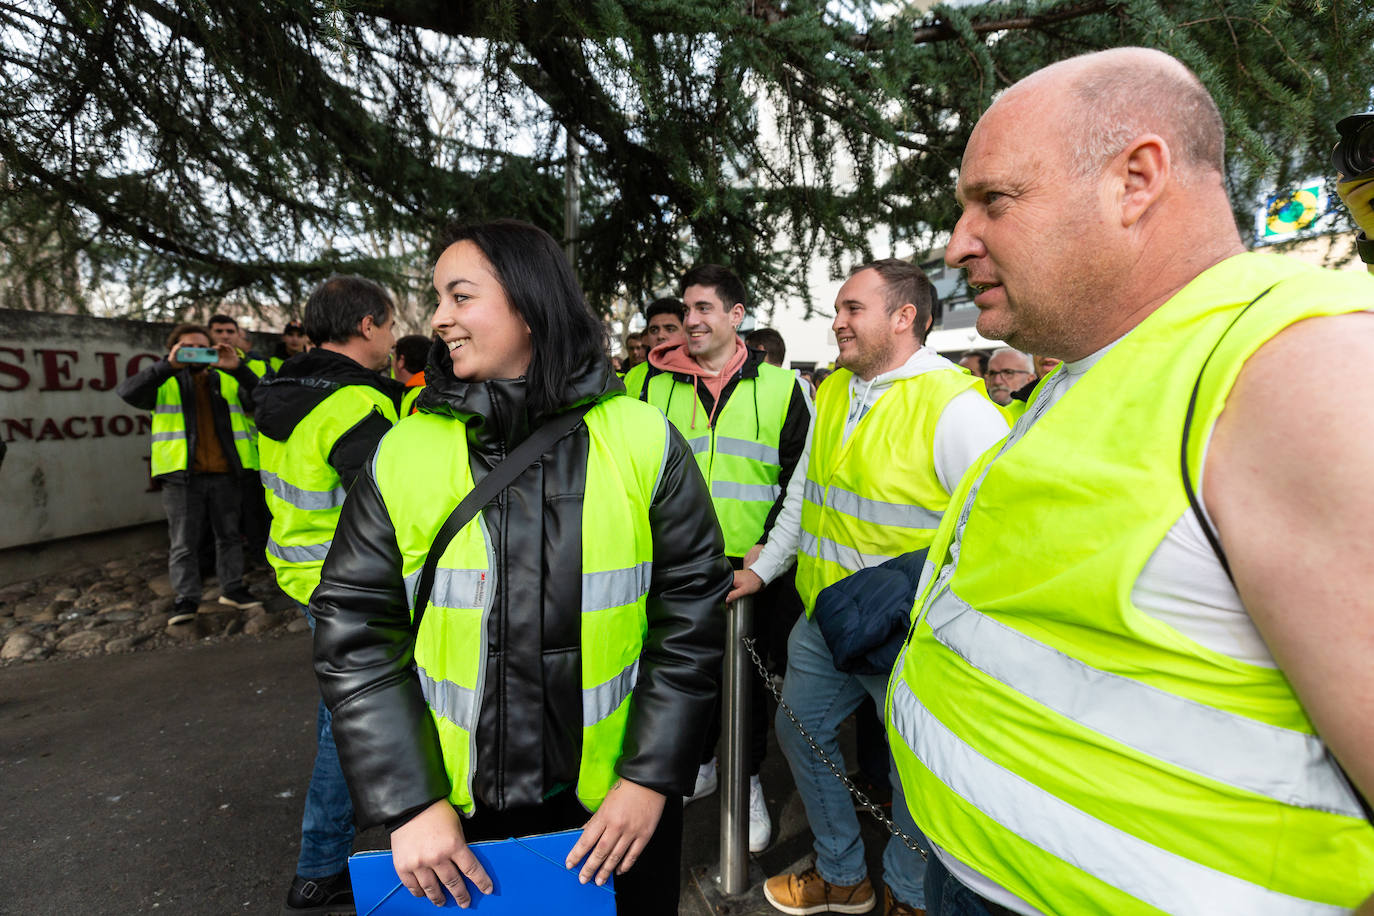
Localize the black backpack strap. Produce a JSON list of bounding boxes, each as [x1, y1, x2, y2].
[[1182, 284, 1374, 823], [410, 403, 593, 631]]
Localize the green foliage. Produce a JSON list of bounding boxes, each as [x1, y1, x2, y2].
[[0, 0, 1370, 320]]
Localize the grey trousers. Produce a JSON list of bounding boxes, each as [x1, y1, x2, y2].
[[161, 473, 244, 602]]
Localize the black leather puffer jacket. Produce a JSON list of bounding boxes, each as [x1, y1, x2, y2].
[[310, 344, 731, 829]]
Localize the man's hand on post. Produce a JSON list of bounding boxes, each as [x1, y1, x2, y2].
[[727, 568, 763, 604], [566, 778, 665, 886], [390, 798, 493, 908]]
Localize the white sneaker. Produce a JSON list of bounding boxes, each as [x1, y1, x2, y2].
[[684, 757, 718, 805], [748, 775, 772, 853]]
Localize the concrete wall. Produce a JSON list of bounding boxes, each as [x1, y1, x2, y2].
[[0, 310, 176, 549]]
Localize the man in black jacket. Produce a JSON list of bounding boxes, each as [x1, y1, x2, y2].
[[116, 323, 263, 623], [254, 276, 402, 916]]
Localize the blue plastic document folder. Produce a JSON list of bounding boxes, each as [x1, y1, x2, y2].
[[349, 828, 616, 914]]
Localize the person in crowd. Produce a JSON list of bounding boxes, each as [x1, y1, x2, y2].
[[623, 297, 687, 398], [116, 324, 264, 624], [635, 264, 812, 853], [731, 258, 1008, 916], [1008, 354, 1061, 403], [272, 321, 310, 371], [746, 327, 788, 368], [891, 48, 1374, 916], [983, 347, 1034, 406], [957, 350, 988, 378], [208, 314, 271, 378], [393, 333, 431, 415], [253, 276, 404, 916], [812, 366, 832, 388], [309, 220, 731, 914], [622, 330, 647, 370]]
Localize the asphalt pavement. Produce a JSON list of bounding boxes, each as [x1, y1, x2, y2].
[[0, 632, 888, 915]]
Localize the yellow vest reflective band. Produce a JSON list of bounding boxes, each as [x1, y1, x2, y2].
[[371, 395, 668, 815], [796, 367, 978, 615], [643, 363, 794, 557], [258, 387, 398, 604], [889, 253, 1374, 915], [149, 372, 258, 477]]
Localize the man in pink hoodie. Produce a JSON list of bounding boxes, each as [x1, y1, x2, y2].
[[635, 263, 813, 853]]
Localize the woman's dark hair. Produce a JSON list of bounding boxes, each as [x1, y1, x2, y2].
[[303, 275, 394, 346], [438, 219, 607, 414]]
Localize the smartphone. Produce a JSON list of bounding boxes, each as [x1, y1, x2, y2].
[[177, 346, 220, 364]]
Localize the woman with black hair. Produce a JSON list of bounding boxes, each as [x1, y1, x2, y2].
[[309, 219, 730, 913]]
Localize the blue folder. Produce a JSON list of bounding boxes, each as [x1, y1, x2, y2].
[[349, 828, 616, 914]]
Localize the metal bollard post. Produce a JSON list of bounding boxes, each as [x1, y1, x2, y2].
[[718, 595, 753, 895]]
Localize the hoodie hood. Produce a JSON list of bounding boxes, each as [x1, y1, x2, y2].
[[646, 337, 750, 429], [255, 349, 402, 440], [842, 346, 959, 439], [415, 335, 623, 455]]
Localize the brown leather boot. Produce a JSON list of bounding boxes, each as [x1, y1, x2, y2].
[[763, 866, 876, 914]]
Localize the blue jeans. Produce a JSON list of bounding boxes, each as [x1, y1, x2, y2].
[[925, 853, 1014, 916], [775, 615, 928, 907], [296, 606, 356, 877]]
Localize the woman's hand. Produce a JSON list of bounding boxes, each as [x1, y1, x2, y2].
[[565, 779, 666, 886], [390, 799, 493, 908]]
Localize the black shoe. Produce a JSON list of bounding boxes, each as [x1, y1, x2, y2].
[[282, 868, 355, 916], [168, 599, 198, 625], [219, 587, 264, 610]]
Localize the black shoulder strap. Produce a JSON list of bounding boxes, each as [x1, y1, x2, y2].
[[1182, 283, 1374, 824], [411, 403, 593, 631]]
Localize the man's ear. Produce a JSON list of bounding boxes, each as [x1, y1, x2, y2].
[[1116, 134, 1170, 228], [359, 315, 376, 339], [893, 302, 918, 335], [730, 303, 746, 329]]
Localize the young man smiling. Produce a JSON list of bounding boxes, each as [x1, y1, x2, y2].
[[637, 263, 812, 853]]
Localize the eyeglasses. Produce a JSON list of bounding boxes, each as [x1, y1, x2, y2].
[[986, 369, 1031, 380]]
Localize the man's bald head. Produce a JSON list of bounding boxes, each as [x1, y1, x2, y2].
[[1001, 48, 1225, 184]]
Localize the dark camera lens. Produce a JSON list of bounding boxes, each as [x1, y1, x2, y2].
[[1333, 113, 1374, 178]]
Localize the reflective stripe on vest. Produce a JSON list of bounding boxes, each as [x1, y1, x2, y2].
[[889, 253, 1374, 914], [259, 384, 398, 604], [643, 363, 794, 556], [149, 372, 258, 476], [373, 395, 670, 814], [795, 366, 978, 615]]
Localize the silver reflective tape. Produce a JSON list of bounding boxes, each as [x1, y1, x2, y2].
[[233, 430, 251, 441], [925, 588, 1365, 818], [417, 664, 478, 731], [259, 470, 346, 512], [404, 570, 420, 611], [688, 436, 710, 455], [804, 479, 824, 506], [711, 480, 781, 503], [229, 405, 244, 415], [266, 538, 331, 564], [151, 431, 187, 442], [799, 530, 893, 572], [889, 679, 1348, 915], [431, 567, 488, 611], [827, 485, 941, 530], [154, 404, 181, 414], [714, 436, 779, 466], [583, 659, 639, 727], [582, 563, 652, 613]]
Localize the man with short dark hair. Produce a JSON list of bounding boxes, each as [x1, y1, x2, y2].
[[638, 263, 812, 853], [746, 326, 787, 368], [891, 48, 1374, 915], [272, 321, 309, 372], [393, 333, 430, 415], [255, 275, 404, 916], [958, 350, 988, 378], [625, 297, 687, 397], [116, 323, 264, 622], [731, 258, 1008, 916], [623, 330, 647, 370]]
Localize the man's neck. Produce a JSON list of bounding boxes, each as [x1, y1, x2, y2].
[[694, 340, 738, 375], [320, 341, 371, 369], [855, 340, 921, 382]]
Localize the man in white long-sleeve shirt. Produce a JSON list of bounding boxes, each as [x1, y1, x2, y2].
[[731, 258, 1006, 916]]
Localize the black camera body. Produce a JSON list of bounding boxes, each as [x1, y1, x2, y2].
[[1332, 113, 1374, 178]]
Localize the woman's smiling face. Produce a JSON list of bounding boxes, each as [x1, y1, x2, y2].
[[431, 240, 533, 382]]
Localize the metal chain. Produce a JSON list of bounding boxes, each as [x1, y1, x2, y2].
[[742, 635, 926, 857]]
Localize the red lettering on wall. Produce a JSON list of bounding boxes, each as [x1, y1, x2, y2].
[[61, 417, 88, 439], [3, 418, 34, 441], [89, 352, 121, 391], [108, 415, 134, 436], [0, 347, 29, 391], [137, 414, 152, 434], [127, 354, 159, 376], [91, 416, 106, 438], [36, 418, 64, 440], [37, 349, 83, 391]]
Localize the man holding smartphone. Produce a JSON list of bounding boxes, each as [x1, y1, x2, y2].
[[116, 323, 264, 623]]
